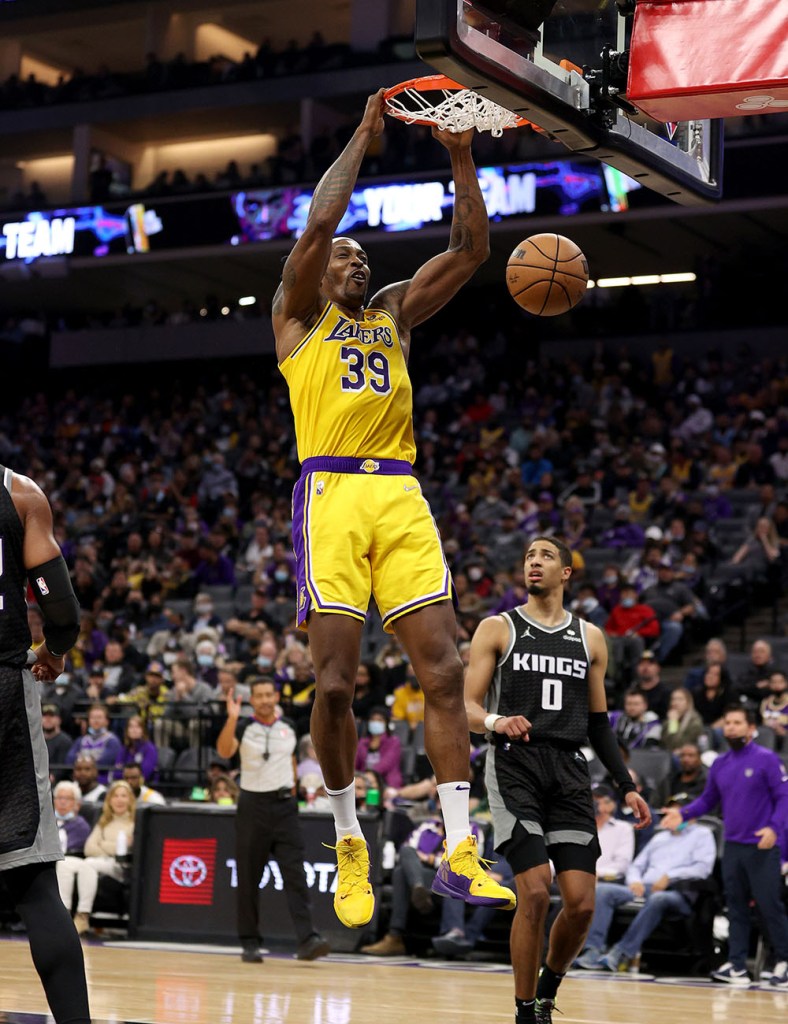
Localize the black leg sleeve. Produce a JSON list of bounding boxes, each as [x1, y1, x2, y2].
[[8, 862, 91, 1024]]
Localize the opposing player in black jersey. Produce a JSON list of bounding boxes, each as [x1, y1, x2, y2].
[[0, 465, 88, 1024], [465, 537, 651, 1024]]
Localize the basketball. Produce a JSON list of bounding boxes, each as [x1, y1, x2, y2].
[[506, 233, 589, 316]]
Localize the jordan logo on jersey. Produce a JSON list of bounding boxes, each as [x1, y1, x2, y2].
[[521, 626, 534, 639]]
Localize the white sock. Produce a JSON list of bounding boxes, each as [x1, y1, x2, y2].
[[437, 781, 471, 857], [325, 781, 364, 842]]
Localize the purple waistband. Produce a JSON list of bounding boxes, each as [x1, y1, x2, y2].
[[300, 457, 413, 476]]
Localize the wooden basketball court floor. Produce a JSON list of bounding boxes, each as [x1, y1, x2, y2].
[[2, 939, 787, 1024]]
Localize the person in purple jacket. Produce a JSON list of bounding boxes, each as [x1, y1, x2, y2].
[[662, 704, 788, 989], [113, 715, 158, 782], [355, 706, 402, 789], [65, 704, 123, 783]]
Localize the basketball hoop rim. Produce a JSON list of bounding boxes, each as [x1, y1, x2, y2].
[[383, 73, 530, 130]]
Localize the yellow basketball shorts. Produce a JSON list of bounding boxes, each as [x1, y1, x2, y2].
[[291, 457, 455, 632]]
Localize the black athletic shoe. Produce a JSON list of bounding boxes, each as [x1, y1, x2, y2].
[[296, 933, 331, 961], [535, 998, 559, 1023], [241, 941, 263, 964]]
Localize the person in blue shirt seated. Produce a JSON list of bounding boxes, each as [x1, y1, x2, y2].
[[575, 794, 716, 971]]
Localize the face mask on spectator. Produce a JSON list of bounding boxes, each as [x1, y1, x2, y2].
[[197, 654, 213, 667], [257, 655, 273, 669], [274, 570, 289, 582], [195, 604, 212, 617], [87, 726, 101, 736], [603, 574, 617, 586], [55, 810, 75, 822], [621, 596, 636, 608], [162, 651, 177, 665], [581, 597, 598, 612], [367, 721, 386, 736], [468, 567, 483, 581]]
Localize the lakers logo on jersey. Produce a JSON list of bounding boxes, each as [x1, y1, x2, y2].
[[360, 460, 380, 474], [278, 302, 416, 465]]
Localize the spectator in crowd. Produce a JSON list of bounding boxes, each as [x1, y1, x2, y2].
[[53, 782, 92, 929], [596, 565, 624, 613], [121, 763, 165, 805], [296, 734, 322, 783], [683, 637, 728, 693], [610, 688, 662, 750], [113, 715, 157, 781], [42, 703, 73, 780], [209, 774, 240, 805], [694, 663, 736, 733], [390, 665, 425, 730], [117, 661, 170, 727], [760, 670, 788, 747], [569, 584, 607, 629], [66, 704, 123, 782], [77, 781, 137, 935], [605, 583, 660, 688], [632, 651, 673, 720], [733, 443, 776, 489], [730, 517, 783, 596], [146, 609, 195, 663], [91, 639, 140, 695], [39, 671, 84, 737], [592, 785, 635, 883], [661, 706, 788, 988], [351, 661, 385, 722], [600, 505, 645, 549], [188, 594, 224, 637], [736, 638, 779, 705], [71, 753, 107, 805], [661, 687, 705, 752], [664, 744, 709, 805], [639, 558, 700, 663], [355, 707, 403, 789], [575, 796, 716, 971]]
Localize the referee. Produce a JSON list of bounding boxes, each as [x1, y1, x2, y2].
[[217, 677, 330, 963]]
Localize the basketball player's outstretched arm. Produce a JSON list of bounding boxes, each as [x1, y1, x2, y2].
[[464, 616, 531, 739], [585, 623, 652, 829], [372, 127, 489, 333], [272, 91, 385, 342]]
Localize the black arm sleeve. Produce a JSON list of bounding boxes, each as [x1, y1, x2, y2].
[[587, 711, 637, 797], [28, 555, 81, 657]]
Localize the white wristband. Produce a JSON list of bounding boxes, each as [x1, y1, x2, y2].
[[484, 713, 504, 733]]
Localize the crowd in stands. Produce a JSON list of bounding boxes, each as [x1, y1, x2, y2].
[[0, 33, 416, 113], [3, 317, 787, 958]]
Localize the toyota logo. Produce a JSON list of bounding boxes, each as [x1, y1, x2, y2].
[[169, 855, 208, 888]]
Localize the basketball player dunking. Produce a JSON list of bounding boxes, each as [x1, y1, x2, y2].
[[273, 89, 516, 928], [0, 466, 88, 1023], [465, 537, 651, 1024]]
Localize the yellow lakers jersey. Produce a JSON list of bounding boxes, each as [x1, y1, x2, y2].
[[279, 302, 416, 463]]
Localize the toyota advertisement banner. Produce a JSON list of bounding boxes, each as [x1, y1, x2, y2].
[[129, 805, 381, 950]]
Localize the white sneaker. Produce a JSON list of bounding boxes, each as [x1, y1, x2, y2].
[[771, 961, 788, 989]]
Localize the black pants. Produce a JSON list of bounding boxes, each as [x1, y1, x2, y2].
[[722, 842, 788, 970], [1, 862, 90, 1024], [236, 789, 316, 944]]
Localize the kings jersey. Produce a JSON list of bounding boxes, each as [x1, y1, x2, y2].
[[278, 302, 416, 464], [487, 607, 591, 747]]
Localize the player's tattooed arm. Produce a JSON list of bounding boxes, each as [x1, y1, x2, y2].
[[273, 91, 384, 330]]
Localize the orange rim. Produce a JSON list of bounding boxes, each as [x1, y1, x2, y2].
[[383, 74, 531, 129]]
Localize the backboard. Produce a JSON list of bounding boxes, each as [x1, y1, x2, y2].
[[415, 0, 723, 204]]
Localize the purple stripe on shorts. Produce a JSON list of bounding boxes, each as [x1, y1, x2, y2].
[[291, 474, 311, 628], [381, 571, 457, 629], [300, 456, 412, 476]]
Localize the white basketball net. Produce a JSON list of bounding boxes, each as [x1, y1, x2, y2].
[[386, 85, 522, 137]]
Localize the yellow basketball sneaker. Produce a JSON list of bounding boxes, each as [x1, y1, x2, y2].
[[330, 835, 375, 928], [431, 835, 517, 910]]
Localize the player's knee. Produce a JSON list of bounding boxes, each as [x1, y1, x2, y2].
[[315, 672, 355, 713], [564, 894, 595, 931], [419, 649, 463, 703], [516, 882, 551, 921]]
